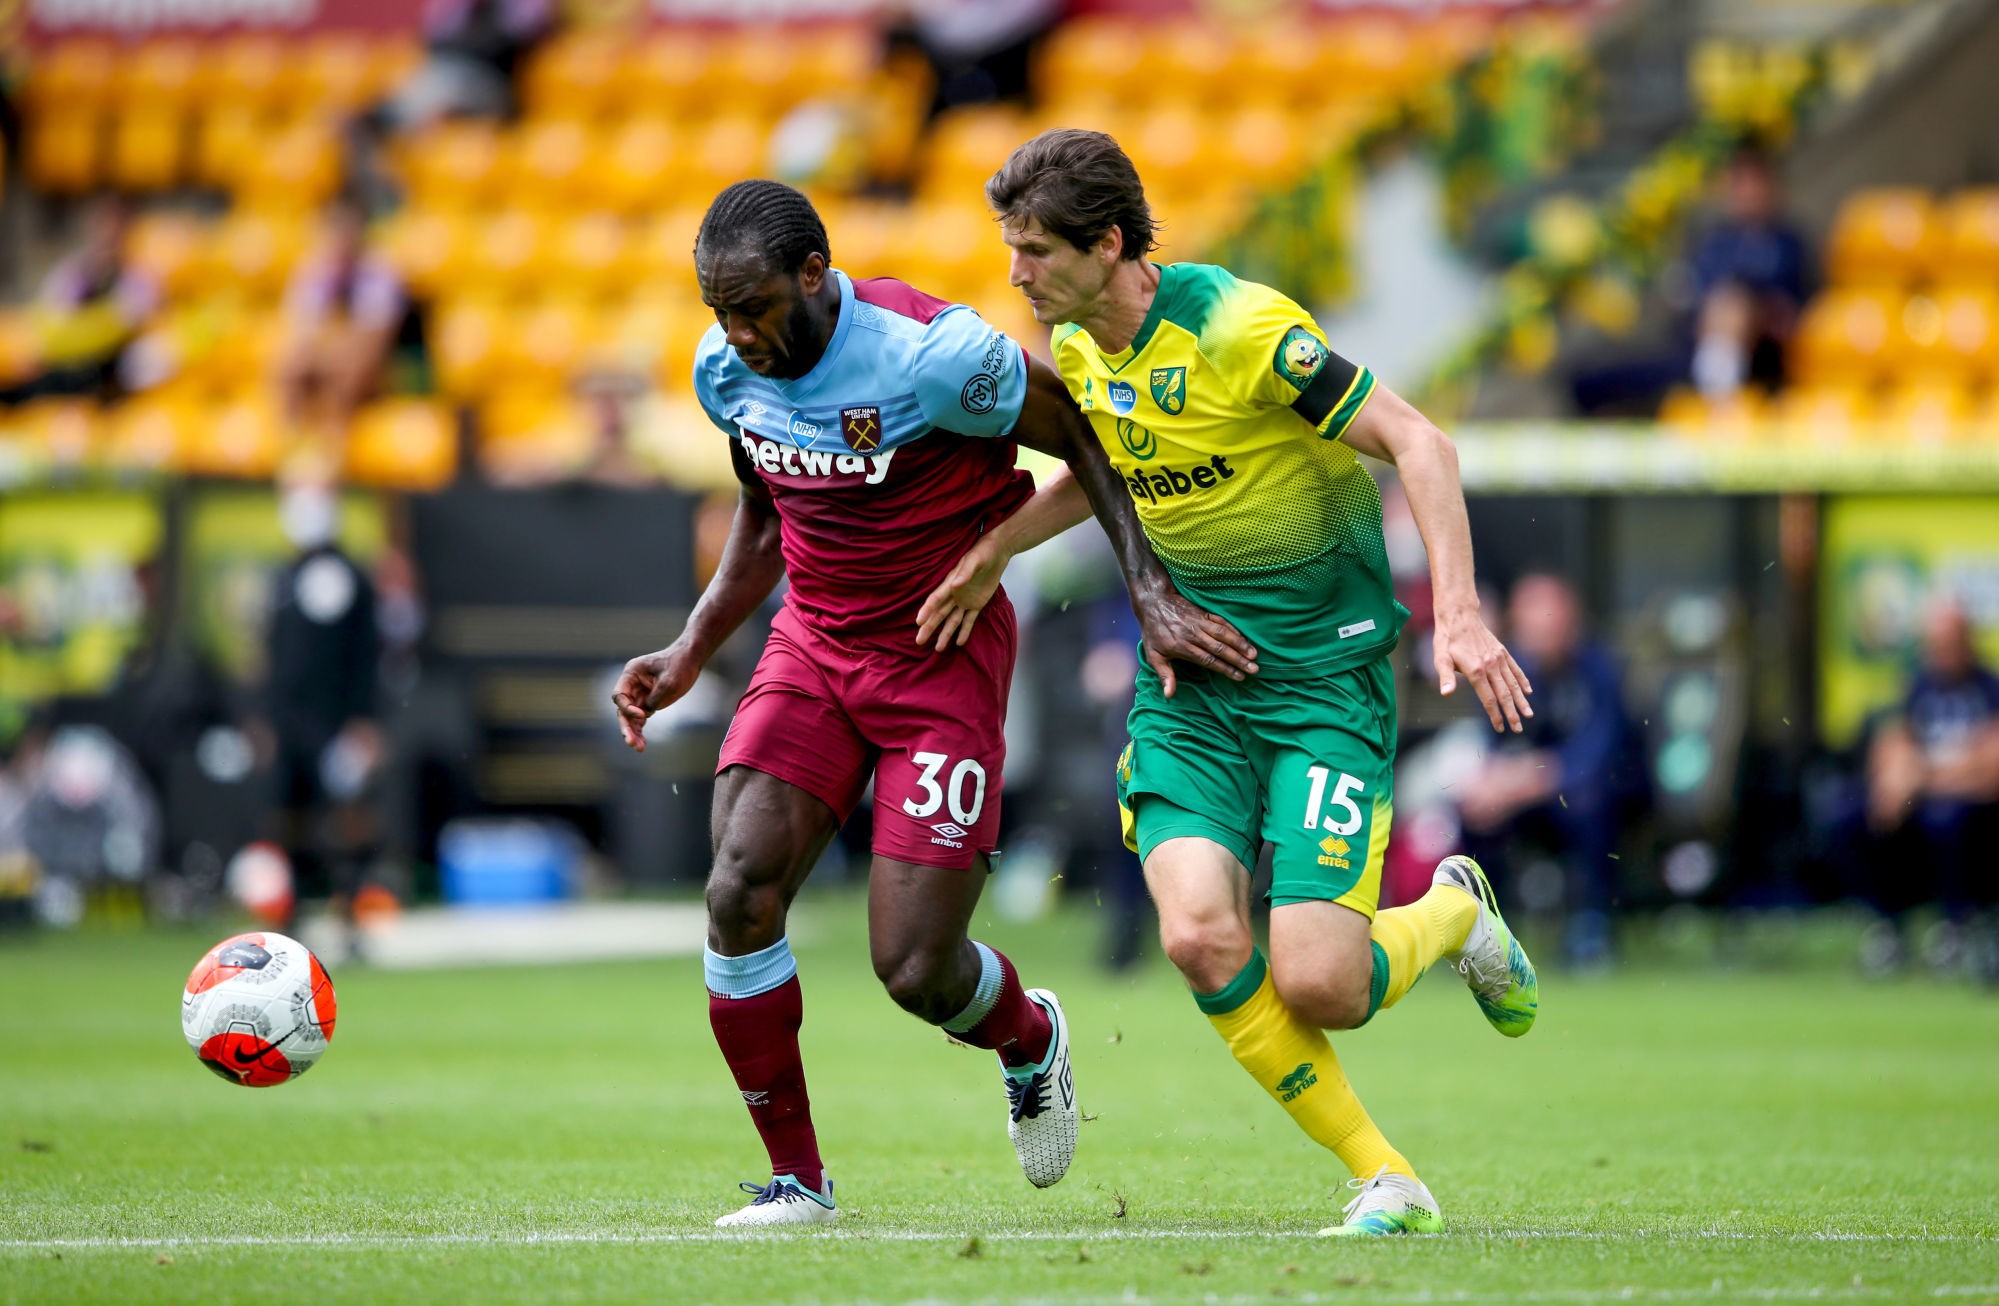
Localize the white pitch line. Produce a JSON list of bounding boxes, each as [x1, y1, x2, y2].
[[1, 1229, 1993, 1252]]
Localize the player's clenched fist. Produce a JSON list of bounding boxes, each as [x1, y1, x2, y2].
[[610, 644, 701, 752]]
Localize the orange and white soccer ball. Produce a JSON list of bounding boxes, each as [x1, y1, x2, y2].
[[181, 932, 337, 1087]]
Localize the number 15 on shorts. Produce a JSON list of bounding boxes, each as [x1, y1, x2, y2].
[[1302, 765, 1365, 835]]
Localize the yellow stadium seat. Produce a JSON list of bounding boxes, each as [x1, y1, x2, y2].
[[293, 34, 393, 116], [103, 393, 197, 471], [23, 41, 119, 116], [1326, 15, 1419, 99], [106, 111, 188, 191], [1035, 20, 1149, 110], [205, 210, 311, 302], [1147, 23, 1238, 109], [625, 28, 722, 121], [506, 119, 597, 210], [552, 213, 635, 300], [346, 399, 459, 490], [627, 206, 705, 293], [25, 115, 102, 194], [1901, 289, 1998, 385], [1879, 381, 1975, 445], [373, 208, 473, 300], [1790, 288, 1904, 387], [400, 121, 508, 213], [1826, 188, 1938, 288], [511, 297, 604, 388], [479, 389, 596, 481], [185, 394, 283, 478], [1939, 188, 1999, 286], [0, 311, 40, 386], [126, 213, 211, 302], [708, 29, 809, 119], [1775, 384, 1873, 444], [192, 108, 273, 190], [431, 298, 513, 401], [234, 118, 342, 212], [919, 106, 1030, 202], [596, 118, 683, 215], [213, 35, 290, 115], [1125, 108, 1214, 204], [1221, 104, 1309, 190], [681, 116, 771, 200], [519, 31, 628, 121], [786, 25, 880, 103], [461, 210, 558, 298], [118, 40, 204, 115], [18, 399, 101, 467]]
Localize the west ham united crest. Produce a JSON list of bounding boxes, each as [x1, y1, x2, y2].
[[841, 405, 882, 452]]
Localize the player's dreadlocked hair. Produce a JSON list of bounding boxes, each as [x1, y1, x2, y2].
[[695, 180, 831, 274], [986, 129, 1157, 261]]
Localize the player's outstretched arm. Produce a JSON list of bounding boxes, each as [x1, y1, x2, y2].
[[612, 462, 784, 752], [981, 356, 1259, 697], [1341, 384, 1534, 733]]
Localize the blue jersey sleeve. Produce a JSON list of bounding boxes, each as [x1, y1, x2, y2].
[[691, 325, 736, 436], [910, 306, 1026, 438]]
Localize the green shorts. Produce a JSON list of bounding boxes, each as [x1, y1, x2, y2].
[[1116, 655, 1396, 915]]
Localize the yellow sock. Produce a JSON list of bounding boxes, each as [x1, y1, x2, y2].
[[1368, 883, 1480, 1014], [1198, 951, 1413, 1180]]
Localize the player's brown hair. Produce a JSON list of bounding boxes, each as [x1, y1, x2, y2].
[[985, 129, 1158, 261]]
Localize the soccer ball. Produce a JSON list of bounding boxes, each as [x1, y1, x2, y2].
[[181, 932, 337, 1087]]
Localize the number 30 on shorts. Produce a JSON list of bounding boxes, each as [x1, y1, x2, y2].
[[1301, 765, 1366, 835], [902, 751, 988, 826]]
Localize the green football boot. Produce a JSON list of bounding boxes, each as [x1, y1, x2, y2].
[[1435, 854, 1538, 1038], [1318, 1165, 1444, 1237]]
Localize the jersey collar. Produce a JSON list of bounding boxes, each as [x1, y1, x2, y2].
[[1093, 262, 1172, 375], [769, 267, 855, 401]]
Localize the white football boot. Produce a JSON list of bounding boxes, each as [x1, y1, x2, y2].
[[1434, 854, 1539, 1038], [714, 1174, 837, 1229], [1319, 1164, 1444, 1236], [1003, 989, 1078, 1188]]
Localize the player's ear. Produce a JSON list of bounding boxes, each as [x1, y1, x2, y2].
[[798, 252, 829, 294], [1096, 226, 1123, 268]]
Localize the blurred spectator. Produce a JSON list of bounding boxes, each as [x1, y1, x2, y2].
[[1456, 573, 1638, 968], [884, 0, 1064, 123], [1853, 595, 1999, 976], [259, 474, 383, 925], [1, 195, 159, 406], [272, 197, 411, 435], [1685, 142, 1813, 401]]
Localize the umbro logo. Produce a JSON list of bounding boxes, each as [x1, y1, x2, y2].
[[741, 1090, 769, 1105], [931, 822, 968, 839]]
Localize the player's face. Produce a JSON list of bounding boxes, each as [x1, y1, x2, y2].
[[698, 250, 826, 379], [1001, 217, 1114, 325]]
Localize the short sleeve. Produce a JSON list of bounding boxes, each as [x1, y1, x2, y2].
[[910, 305, 1027, 438], [1214, 283, 1376, 441], [691, 325, 738, 436]]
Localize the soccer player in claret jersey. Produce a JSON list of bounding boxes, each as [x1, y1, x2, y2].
[[919, 131, 1542, 1236], [610, 180, 1258, 1229]]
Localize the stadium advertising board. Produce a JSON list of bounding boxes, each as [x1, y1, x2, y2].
[[1820, 496, 1999, 748], [0, 490, 162, 738]]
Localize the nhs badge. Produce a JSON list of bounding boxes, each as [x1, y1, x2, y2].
[[788, 411, 827, 443], [1107, 381, 1137, 415]]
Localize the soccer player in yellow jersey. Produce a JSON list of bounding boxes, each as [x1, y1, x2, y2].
[[916, 130, 1542, 1235]]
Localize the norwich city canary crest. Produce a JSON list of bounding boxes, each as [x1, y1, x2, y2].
[[1149, 366, 1185, 415]]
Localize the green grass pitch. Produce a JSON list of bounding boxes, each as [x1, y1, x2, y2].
[[4, 895, 1998, 1305]]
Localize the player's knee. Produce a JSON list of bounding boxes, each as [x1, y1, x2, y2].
[[1158, 914, 1253, 994], [873, 945, 958, 1024], [705, 845, 788, 952], [1272, 965, 1370, 1031]]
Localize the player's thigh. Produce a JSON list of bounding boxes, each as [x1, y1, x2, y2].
[[1255, 659, 1396, 921], [706, 765, 842, 951], [861, 608, 1015, 871], [865, 851, 990, 987]]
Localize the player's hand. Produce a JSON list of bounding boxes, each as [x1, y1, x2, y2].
[[1134, 587, 1259, 699], [915, 536, 1009, 652], [610, 643, 701, 752], [1434, 602, 1533, 733]]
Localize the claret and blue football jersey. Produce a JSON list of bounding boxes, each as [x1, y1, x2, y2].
[[693, 270, 1035, 640]]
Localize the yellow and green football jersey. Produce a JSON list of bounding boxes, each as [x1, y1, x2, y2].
[[1053, 262, 1407, 678]]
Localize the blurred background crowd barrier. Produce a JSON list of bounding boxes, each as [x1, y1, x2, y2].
[[0, 0, 1995, 982]]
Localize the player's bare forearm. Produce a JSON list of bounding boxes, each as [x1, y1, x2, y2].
[[677, 487, 786, 665], [1343, 383, 1532, 730], [990, 464, 1092, 560]]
